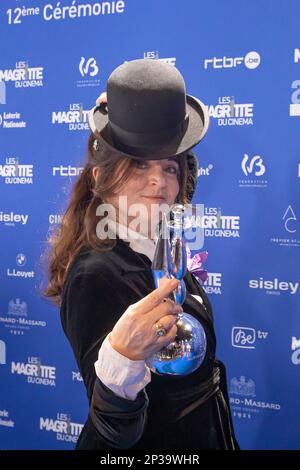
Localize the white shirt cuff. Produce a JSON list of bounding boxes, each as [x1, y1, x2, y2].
[[94, 333, 151, 401]]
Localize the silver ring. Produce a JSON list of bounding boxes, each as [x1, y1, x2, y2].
[[155, 322, 167, 337]]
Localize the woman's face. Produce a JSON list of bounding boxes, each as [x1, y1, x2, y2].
[[104, 158, 180, 237]]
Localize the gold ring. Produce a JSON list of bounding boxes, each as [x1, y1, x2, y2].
[[155, 322, 167, 337]]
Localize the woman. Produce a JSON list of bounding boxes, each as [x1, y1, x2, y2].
[[44, 59, 239, 450]]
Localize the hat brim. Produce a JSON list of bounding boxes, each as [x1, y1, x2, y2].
[[88, 94, 210, 160]]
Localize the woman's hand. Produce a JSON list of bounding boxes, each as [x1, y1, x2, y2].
[[109, 277, 183, 361], [96, 92, 107, 106]]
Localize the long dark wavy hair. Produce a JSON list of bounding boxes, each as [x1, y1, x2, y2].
[[43, 133, 191, 307]]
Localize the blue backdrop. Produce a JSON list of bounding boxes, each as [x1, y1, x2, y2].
[[0, 0, 299, 450]]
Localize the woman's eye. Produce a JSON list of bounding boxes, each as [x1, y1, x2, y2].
[[133, 161, 179, 175], [166, 166, 179, 175], [134, 161, 147, 169]]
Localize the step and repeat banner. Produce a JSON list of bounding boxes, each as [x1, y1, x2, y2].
[[0, 0, 299, 450]]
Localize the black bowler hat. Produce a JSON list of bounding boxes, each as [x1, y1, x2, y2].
[[88, 59, 209, 160]]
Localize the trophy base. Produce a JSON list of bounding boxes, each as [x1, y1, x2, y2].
[[146, 312, 207, 376]]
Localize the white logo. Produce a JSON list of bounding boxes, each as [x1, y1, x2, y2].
[[290, 80, 300, 116], [72, 371, 83, 382], [40, 413, 83, 443], [204, 51, 260, 70], [230, 378, 281, 416], [283, 206, 297, 233], [244, 51, 261, 69], [203, 207, 240, 238], [11, 356, 56, 386], [241, 154, 266, 176], [49, 214, 63, 225], [8, 298, 27, 316], [208, 96, 254, 126], [231, 327, 268, 349], [232, 327, 256, 349], [230, 376, 256, 396], [0, 61, 43, 88], [177, 206, 239, 242], [52, 165, 83, 177], [1, 298, 46, 335], [203, 272, 222, 295], [198, 164, 213, 176], [0, 340, 6, 365], [143, 51, 176, 67], [79, 57, 99, 77], [249, 277, 299, 295], [16, 253, 26, 267], [0, 409, 14, 428], [0, 111, 26, 129], [7, 254, 34, 279], [0, 158, 33, 184], [52, 104, 89, 130], [0, 211, 29, 226], [294, 49, 300, 63], [291, 337, 300, 365]]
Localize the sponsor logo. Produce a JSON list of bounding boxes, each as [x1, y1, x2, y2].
[[49, 214, 63, 225], [0, 111, 27, 128], [230, 376, 256, 397], [52, 165, 83, 177], [291, 337, 300, 365], [52, 103, 89, 130], [79, 57, 99, 77], [198, 164, 213, 176], [183, 206, 240, 239], [11, 356, 56, 386], [202, 207, 240, 238], [239, 153, 267, 188], [40, 413, 84, 443], [72, 371, 83, 382], [6, 254, 35, 279], [0, 61, 43, 88], [241, 154, 266, 176], [143, 51, 176, 67], [231, 326, 268, 349], [0, 211, 29, 227], [77, 57, 100, 88], [204, 51, 260, 70], [229, 375, 281, 419], [270, 205, 299, 248], [0, 158, 33, 184], [249, 277, 299, 295], [202, 272, 222, 295], [283, 206, 297, 234], [0, 409, 15, 429], [0, 298, 47, 335], [208, 96, 254, 126]]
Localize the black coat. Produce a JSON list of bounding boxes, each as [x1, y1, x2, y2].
[[60, 238, 239, 450]]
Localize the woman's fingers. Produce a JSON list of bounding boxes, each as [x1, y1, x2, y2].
[[96, 92, 107, 106], [133, 276, 180, 315], [155, 323, 178, 347], [152, 314, 179, 336], [149, 300, 183, 324]]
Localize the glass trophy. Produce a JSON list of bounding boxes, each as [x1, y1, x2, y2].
[[146, 204, 207, 376]]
